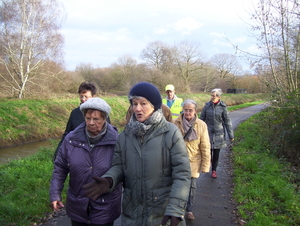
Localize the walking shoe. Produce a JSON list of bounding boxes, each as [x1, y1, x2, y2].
[[186, 212, 195, 220], [211, 170, 217, 178]]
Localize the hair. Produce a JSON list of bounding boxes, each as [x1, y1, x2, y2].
[[182, 99, 197, 110], [211, 88, 222, 97], [78, 81, 97, 96]]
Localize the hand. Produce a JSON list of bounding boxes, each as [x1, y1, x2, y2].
[[82, 176, 111, 201], [51, 201, 64, 211], [161, 215, 181, 226]]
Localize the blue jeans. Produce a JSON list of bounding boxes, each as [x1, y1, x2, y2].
[[186, 178, 197, 212]]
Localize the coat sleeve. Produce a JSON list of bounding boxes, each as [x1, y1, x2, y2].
[[162, 103, 173, 123], [164, 124, 191, 218], [199, 104, 207, 121], [198, 121, 211, 173], [102, 134, 125, 191], [50, 139, 70, 202], [222, 106, 234, 140]]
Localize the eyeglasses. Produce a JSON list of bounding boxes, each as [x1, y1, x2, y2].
[[84, 117, 104, 123], [183, 109, 195, 113], [79, 95, 92, 100]]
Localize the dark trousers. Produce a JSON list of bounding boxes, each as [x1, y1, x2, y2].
[[211, 149, 221, 171], [71, 220, 113, 226], [186, 178, 197, 212]]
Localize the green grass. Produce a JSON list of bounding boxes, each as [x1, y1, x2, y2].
[[0, 96, 129, 147], [227, 100, 266, 111], [0, 144, 69, 226], [0, 93, 267, 148], [233, 114, 300, 225]]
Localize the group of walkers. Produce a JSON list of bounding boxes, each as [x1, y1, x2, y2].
[[50, 81, 234, 226]]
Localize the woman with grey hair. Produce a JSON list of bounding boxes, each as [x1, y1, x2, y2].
[[50, 97, 122, 226], [200, 89, 234, 178], [174, 99, 211, 220]]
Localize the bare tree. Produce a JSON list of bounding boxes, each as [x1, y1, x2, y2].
[[0, 0, 66, 98], [210, 53, 242, 79], [75, 63, 94, 82], [112, 55, 138, 90], [246, 0, 300, 98], [172, 40, 205, 92], [140, 41, 174, 73]]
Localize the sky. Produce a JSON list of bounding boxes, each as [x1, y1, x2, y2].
[[60, 0, 259, 72]]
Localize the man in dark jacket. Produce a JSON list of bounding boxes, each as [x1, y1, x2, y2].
[[53, 81, 110, 161]]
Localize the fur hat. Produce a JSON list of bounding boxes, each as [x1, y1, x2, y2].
[[129, 82, 162, 110], [80, 97, 111, 118]]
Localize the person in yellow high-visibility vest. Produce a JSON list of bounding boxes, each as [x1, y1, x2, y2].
[[162, 84, 183, 119]]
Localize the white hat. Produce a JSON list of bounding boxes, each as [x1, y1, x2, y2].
[[80, 97, 111, 118]]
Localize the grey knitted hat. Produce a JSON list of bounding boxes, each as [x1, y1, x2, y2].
[[80, 97, 111, 118]]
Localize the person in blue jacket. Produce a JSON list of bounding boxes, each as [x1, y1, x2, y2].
[[53, 81, 110, 161], [50, 97, 121, 226]]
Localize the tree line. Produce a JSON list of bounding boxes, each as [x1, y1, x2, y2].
[[0, 0, 299, 100]]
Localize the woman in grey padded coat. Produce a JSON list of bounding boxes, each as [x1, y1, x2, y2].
[[200, 88, 234, 179], [83, 82, 191, 226]]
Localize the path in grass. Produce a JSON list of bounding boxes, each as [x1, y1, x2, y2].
[[41, 103, 269, 226]]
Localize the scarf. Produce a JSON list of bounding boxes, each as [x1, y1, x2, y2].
[[85, 121, 108, 145], [127, 109, 163, 137], [182, 115, 197, 141]]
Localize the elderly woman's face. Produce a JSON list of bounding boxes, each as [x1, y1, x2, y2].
[[84, 109, 106, 136], [132, 97, 155, 122], [211, 92, 220, 103], [183, 103, 197, 121]]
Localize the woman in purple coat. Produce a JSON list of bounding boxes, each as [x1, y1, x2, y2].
[[50, 97, 122, 226]]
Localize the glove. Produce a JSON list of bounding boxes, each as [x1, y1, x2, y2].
[[161, 215, 181, 226], [82, 176, 111, 201]]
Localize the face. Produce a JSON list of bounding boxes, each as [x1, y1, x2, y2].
[[79, 90, 94, 104], [183, 103, 197, 121], [84, 110, 106, 136], [132, 97, 155, 122], [166, 90, 175, 100], [211, 92, 220, 103]]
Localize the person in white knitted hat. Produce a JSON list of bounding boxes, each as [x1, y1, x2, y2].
[[50, 97, 122, 226]]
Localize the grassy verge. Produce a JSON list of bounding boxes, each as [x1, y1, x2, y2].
[[227, 100, 266, 111], [233, 113, 300, 225], [0, 143, 66, 226], [0, 93, 266, 148]]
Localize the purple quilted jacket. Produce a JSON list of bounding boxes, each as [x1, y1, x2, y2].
[[50, 122, 122, 224]]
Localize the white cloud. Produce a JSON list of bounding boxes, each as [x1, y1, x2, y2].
[[153, 28, 168, 35], [173, 17, 203, 35], [60, 0, 258, 70]]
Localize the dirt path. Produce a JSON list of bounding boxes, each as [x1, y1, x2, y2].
[[40, 103, 269, 226]]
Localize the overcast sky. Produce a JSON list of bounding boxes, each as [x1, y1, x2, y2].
[[60, 0, 259, 71]]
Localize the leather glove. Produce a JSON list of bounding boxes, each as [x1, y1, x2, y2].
[[82, 176, 111, 201], [161, 215, 181, 226]]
